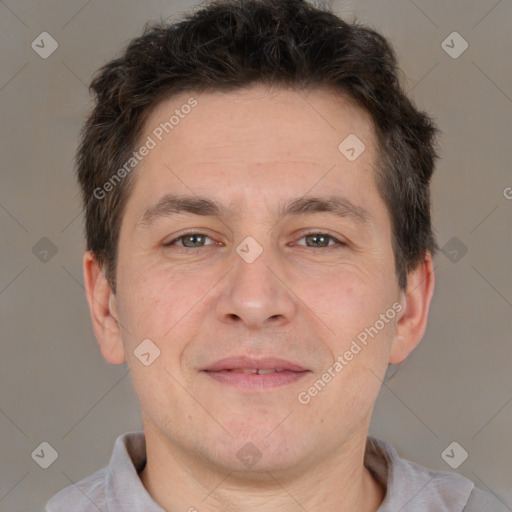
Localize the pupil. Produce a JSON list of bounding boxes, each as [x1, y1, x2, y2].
[[308, 234, 328, 247], [185, 234, 203, 247]]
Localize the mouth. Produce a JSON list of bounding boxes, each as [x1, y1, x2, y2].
[[213, 368, 288, 374], [202, 356, 311, 391]]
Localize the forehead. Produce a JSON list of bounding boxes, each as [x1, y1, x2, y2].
[[128, 84, 381, 216], [140, 84, 376, 165]]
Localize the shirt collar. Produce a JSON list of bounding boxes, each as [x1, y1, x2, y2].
[[364, 436, 474, 511], [105, 431, 165, 511], [105, 431, 474, 511]]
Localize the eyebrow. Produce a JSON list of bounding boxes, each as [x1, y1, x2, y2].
[[138, 193, 370, 227]]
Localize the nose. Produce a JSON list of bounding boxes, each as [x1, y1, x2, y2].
[[215, 243, 296, 330]]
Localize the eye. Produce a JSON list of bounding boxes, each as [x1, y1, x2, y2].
[[163, 231, 346, 250], [164, 233, 215, 248], [294, 232, 345, 249]]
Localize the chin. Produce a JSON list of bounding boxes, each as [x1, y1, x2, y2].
[[209, 424, 311, 475]]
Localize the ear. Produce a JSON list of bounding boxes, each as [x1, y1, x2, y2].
[[83, 251, 126, 364], [389, 252, 435, 365]]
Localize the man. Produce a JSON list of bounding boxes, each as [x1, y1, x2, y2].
[[46, 0, 507, 510]]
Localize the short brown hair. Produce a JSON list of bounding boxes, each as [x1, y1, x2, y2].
[[77, 0, 439, 291]]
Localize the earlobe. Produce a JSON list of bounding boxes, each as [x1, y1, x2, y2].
[[389, 253, 435, 365], [83, 251, 126, 365]]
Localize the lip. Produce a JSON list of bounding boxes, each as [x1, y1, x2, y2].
[[202, 356, 310, 391], [202, 356, 308, 372]]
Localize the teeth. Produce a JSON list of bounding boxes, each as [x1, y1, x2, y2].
[[227, 368, 285, 374]]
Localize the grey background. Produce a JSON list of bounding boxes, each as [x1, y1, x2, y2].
[[0, 0, 510, 510]]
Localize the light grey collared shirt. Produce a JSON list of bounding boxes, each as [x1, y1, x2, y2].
[[46, 431, 507, 511]]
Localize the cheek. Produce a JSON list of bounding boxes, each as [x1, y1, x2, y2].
[[115, 262, 178, 349], [115, 260, 221, 370], [309, 271, 398, 359], [301, 268, 384, 324]]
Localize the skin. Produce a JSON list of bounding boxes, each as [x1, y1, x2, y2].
[[84, 84, 434, 512]]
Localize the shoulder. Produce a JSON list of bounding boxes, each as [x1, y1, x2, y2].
[[45, 430, 147, 512], [366, 437, 475, 511], [367, 437, 509, 511], [45, 467, 107, 512], [463, 486, 510, 512]]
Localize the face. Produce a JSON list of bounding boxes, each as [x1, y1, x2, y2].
[[98, 85, 416, 474]]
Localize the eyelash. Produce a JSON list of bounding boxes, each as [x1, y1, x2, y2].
[[164, 231, 346, 251]]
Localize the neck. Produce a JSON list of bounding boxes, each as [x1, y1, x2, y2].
[[140, 425, 385, 512]]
